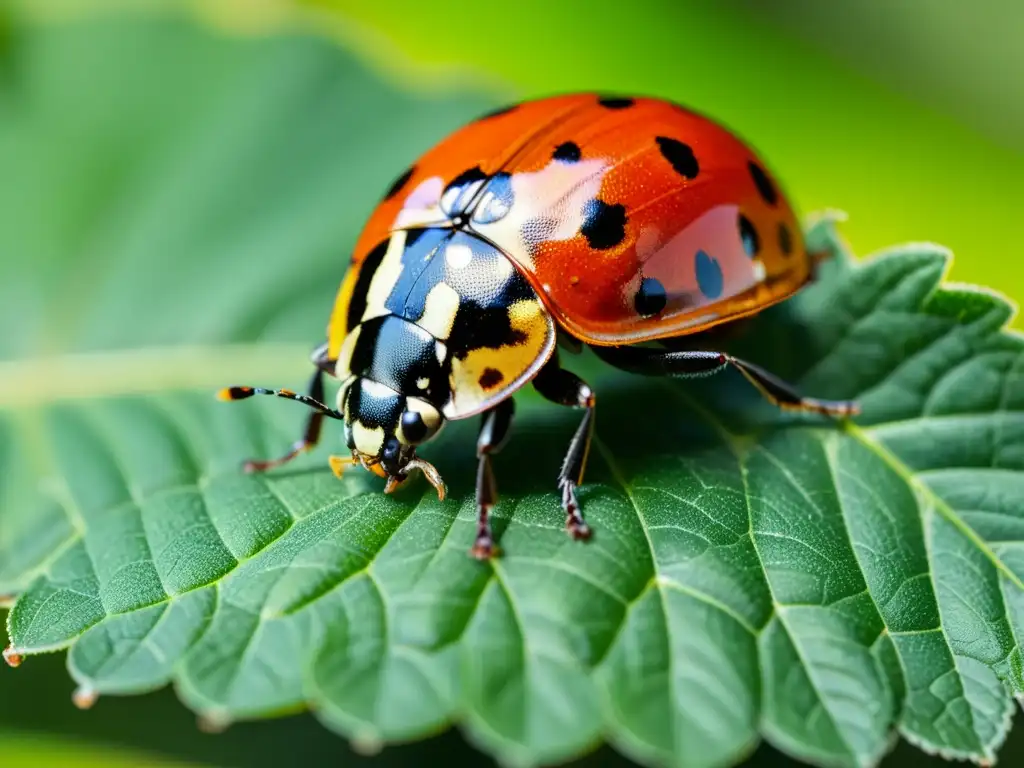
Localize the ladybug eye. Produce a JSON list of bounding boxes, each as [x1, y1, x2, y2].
[[400, 403, 443, 446], [401, 411, 428, 444], [399, 399, 444, 445]]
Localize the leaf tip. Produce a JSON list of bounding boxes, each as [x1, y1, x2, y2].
[[350, 732, 384, 756], [72, 685, 98, 710], [3, 644, 23, 668], [803, 208, 850, 254], [938, 279, 1020, 329], [197, 710, 232, 734]]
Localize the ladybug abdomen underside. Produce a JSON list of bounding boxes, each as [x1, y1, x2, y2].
[[340, 94, 812, 347], [336, 228, 555, 420]]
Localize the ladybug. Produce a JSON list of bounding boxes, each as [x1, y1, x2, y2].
[[220, 94, 858, 559]]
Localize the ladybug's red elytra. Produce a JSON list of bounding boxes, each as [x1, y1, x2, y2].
[[220, 93, 859, 559]]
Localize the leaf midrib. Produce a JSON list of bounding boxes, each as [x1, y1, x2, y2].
[[0, 343, 311, 407], [845, 422, 1024, 591]]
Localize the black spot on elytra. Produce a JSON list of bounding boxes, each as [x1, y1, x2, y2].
[[478, 368, 505, 389], [553, 141, 581, 163], [383, 166, 414, 201], [478, 104, 516, 120], [598, 96, 635, 109], [634, 277, 667, 316], [447, 303, 528, 359], [655, 136, 699, 180], [346, 237, 390, 332], [739, 214, 760, 258], [581, 199, 627, 249], [445, 272, 535, 359], [446, 166, 487, 191], [778, 222, 793, 255], [748, 161, 778, 206]]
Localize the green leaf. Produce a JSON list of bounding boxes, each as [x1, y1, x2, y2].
[[0, 730, 201, 768], [3, 12, 1024, 768]]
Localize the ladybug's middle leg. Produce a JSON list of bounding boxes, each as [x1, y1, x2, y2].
[[532, 355, 596, 542], [472, 397, 516, 560]]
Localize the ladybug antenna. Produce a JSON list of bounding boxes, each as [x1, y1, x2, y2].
[[217, 386, 344, 420]]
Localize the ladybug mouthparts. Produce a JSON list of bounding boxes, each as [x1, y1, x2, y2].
[[333, 448, 447, 501], [375, 450, 446, 501]]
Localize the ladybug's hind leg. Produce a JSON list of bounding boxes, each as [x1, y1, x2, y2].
[[472, 397, 516, 560], [532, 355, 596, 542], [727, 357, 860, 417], [590, 346, 859, 417]]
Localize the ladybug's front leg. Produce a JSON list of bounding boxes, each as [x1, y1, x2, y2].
[[532, 356, 596, 542], [220, 343, 340, 473], [472, 397, 516, 560]]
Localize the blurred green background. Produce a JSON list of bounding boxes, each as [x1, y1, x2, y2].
[[324, 0, 1024, 317], [2, 0, 1022, 766]]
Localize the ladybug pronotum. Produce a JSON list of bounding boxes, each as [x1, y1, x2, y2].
[[220, 94, 858, 559]]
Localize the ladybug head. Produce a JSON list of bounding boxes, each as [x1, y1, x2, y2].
[[339, 377, 447, 498]]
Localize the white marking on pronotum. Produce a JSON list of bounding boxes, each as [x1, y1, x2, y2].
[[363, 232, 408, 321], [360, 379, 397, 399], [445, 242, 473, 269], [418, 283, 461, 340]]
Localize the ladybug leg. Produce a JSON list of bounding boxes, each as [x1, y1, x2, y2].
[[590, 346, 859, 417], [219, 344, 342, 472], [472, 397, 516, 560], [724, 357, 860, 416], [532, 357, 596, 542]]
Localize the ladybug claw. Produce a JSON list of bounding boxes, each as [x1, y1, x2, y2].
[[470, 538, 499, 560], [561, 481, 591, 542], [405, 458, 446, 501], [567, 519, 592, 541]]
